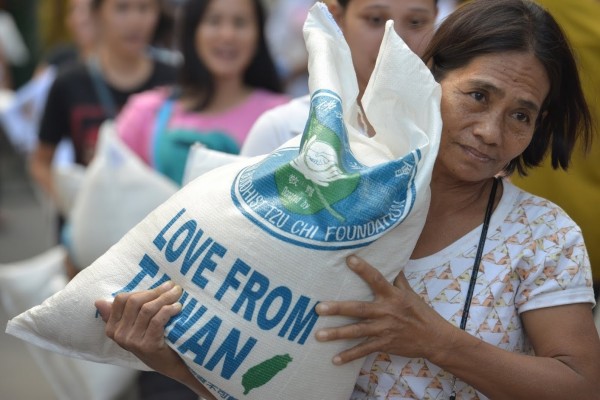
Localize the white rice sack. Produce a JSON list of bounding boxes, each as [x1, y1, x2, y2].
[[68, 122, 179, 268], [0, 247, 67, 317], [0, 247, 138, 400], [52, 163, 86, 218], [6, 4, 441, 399], [182, 143, 247, 186]]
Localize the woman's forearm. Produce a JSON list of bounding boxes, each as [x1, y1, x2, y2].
[[429, 320, 600, 400]]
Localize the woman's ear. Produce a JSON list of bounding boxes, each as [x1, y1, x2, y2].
[[324, 0, 344, 25]]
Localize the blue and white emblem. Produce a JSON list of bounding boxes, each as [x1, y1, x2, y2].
[[232, 90, 420, 250]]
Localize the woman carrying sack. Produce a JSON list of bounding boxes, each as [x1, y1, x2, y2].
[[96, 1, 600, 399]]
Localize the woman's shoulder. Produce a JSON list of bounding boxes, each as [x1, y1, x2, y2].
[[52, 61, 89, 84], [502, 179, 582, 233], [45, 62, 93, 100], [44, 43, 79, 69], [124, 87, 172, 112]]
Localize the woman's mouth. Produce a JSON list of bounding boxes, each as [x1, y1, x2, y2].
[[213, 48, 239, 61], [460, 144, 493, 162]]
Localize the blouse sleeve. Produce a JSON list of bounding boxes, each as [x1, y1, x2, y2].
[[515, 202, 595, 313]]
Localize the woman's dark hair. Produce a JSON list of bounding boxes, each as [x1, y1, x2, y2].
[[152, 2, 176, 48], [177, 0, 283, 110], [422, 0, 593, 175]]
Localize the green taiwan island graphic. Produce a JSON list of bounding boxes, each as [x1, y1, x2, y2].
[[274, 108, 359, 222], [241, 353, 293, 395]]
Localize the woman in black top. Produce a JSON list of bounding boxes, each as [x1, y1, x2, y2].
[[29, 0, 176, 201]]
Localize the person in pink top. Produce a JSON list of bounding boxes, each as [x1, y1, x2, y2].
[[116, 0, 289, 185]]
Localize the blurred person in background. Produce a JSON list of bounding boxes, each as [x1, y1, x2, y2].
[[27, 0, 177, 311], [29, 0, 176, 205], [241, 0, 439, 157], [116, 0, 288, 186]]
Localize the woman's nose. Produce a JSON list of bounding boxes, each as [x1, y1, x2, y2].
[[218, 22, 239, 40], [473, 113, 503, 145]]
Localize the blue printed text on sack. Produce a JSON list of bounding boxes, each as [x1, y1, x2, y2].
[[112, 208, 319, 381]]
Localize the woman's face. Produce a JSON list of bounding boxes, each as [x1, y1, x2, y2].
[[96, 0, 159, 55], [195, 0, 259, 81], [436, 51, 550, 183], [334, 0, 437, 94]]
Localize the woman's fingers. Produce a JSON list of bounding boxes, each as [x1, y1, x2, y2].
[[94, 299, 112, 322], [346, 255, 395, 296], [100, 281, 182, 343], [119, 281, 177, 327], [105, 291, 134, 339], [393, 270, 411, 290], [316, 256, 403, 319], [126, 283, 182, 332], [313, 257, 431, 364], [315, 319, 377, 342], [108, 291, 132, 325], [332, 338, 382, 365], [316, 323, 390, 365], [315, 319, 386, 365], [146, 302, 183, 337], [132, 291, 183, 345], [316, 300, 379, 319]]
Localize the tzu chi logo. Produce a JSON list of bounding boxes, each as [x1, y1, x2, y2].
[[232, 89, 421, 250]]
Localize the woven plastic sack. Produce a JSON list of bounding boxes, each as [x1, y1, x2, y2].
[[0, 247, 138, 400], [6, 4, 441, 399], [68, 121, 179, 268], [181, 143, 246, 186], [52, 163, 86, 218]]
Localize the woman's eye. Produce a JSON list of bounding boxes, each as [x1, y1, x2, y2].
[[513, 112, 531, 124], [409, 18, 425, 28], [365, 15, 385, 26], [115, 3, 128, 12], [234, 17, 250, 29], [204, 15, 220, 26], [470, 92, 485, 102]]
